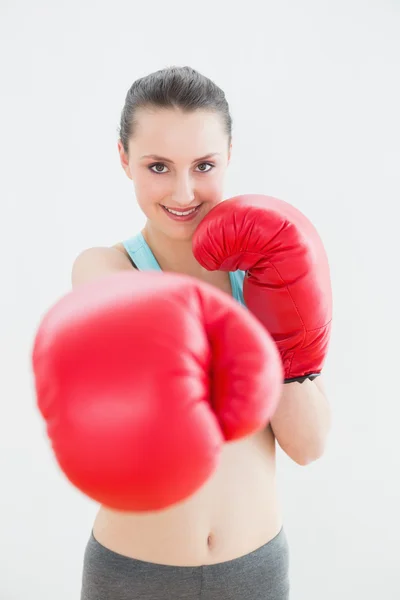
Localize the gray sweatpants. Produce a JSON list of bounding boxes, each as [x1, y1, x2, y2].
[[81, 527, 290, 599]]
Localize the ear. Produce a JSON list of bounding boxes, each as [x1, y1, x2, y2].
[[118, 140, 133, 180], [227, 142, 233, 164]]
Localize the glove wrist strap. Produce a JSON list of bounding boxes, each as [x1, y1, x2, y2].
[[284, 373, 321, 384]]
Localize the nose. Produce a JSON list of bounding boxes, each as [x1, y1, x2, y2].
[[170, 173, 195, 207]]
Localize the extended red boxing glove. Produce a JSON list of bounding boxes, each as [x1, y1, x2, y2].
[[193, 194, 332, 383], [32, 270, 283, 512]]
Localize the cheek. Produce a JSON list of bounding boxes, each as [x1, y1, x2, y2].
[[199, 172, 226, 201], [132, 169, 168, 204]]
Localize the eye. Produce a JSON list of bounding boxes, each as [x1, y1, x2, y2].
[[149, 163, 168, 174], [196, 162, 214, 173]]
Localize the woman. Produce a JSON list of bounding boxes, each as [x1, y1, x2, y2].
[[74, 66, 331, 599]]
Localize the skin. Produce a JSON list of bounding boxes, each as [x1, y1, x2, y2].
[[89, 106, 330, 566]]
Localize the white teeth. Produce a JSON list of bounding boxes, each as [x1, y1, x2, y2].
[[164, 206, 198, 216]]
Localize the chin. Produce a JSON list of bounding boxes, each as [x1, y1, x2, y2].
[[167, 226, 198, 242]]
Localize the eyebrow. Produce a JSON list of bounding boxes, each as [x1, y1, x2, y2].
[[140, 153, 221, 163]]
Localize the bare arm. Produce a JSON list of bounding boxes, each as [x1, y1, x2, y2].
[[71, 245, 135, 288], [270, 376, 331, 466]]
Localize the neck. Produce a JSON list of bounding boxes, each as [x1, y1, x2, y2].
[[142, 222, 207, 277]]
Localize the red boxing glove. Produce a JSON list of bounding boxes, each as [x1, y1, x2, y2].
[[193, 194, 332, 383], [32, 270, 282, 512]]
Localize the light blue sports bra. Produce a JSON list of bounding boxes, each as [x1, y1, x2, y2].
[[122, 232, 247, 308]]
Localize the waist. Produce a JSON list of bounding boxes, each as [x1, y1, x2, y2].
[[83, 526, 290, 600], [93, 429, 281, 566]]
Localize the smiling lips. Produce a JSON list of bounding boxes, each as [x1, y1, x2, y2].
[[161, 204, 202, 221]]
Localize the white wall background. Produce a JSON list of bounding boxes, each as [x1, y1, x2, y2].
[[1, 1, 399, 598]]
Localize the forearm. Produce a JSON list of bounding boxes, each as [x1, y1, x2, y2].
[[270, 377, 331, 466]]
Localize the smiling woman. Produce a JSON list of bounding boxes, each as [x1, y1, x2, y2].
[[116, 81, 233, 264], [50, 65, 332, 600]]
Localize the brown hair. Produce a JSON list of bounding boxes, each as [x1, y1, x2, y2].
[[118, 66, 232, 154]]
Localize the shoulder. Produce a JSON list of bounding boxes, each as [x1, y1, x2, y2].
[[112, 243, 137, 269], [71, 245, 136, 287], [111, 242, 129, 257], [113, 242, 128, 255]]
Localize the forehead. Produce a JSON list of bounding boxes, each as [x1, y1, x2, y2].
[[129, 108, 227, 158]]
